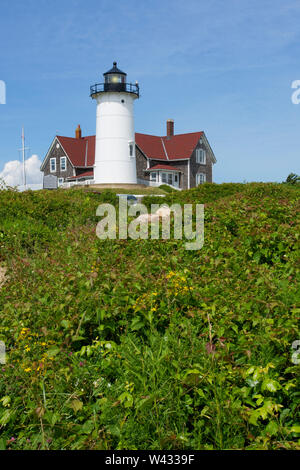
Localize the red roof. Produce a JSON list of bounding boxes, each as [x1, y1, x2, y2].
[[54, 131, 205, 168], [57, 135, 95, 167], [68, 171, 94, 180], [135, 132, 203, 161], [147, 164, 182, 172]]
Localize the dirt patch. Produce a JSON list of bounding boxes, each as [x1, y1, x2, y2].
[[0, 266, 7, 288]]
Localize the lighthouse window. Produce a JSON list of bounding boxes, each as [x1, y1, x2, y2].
[[129, 142, 134, 157], [50, 158, 56, 173], [108, 75, 122, 83], [60, 157, 66, 172]]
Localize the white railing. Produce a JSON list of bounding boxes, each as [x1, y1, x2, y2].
[[61, 179, 95, 189]]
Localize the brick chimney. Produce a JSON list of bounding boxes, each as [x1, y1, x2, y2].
[[167, 119, 174, 137], [75, 124, 82, 139]]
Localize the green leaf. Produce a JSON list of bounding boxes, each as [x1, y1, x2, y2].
[[261, 379, 280, 393], [61, 319, 71, 329], [70, 399, 83, 413], [266, 421, 279, 436], [0, 409, 11, 426]]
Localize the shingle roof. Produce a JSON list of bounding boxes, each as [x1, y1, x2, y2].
[[135, 132, 204, 161], [146, 164, 182, 172], [57, 135, 95, 167], [67, 171, 94, 180], [55, 131, 205, 168]]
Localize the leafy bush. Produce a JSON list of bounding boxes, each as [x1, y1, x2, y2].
[[158, 184, 178, 193], [0, 183, 299, 450]]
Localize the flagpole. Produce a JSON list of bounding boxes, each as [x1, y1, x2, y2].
[[22, 127, 26, 189]]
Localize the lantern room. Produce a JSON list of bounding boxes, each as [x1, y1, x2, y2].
[[103, 61, 126, 91], [90, 62, 139, 97]]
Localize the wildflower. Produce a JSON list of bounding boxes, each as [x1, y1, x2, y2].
[[24, 367, 32, 372]]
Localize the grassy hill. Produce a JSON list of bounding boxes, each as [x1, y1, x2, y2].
[[0, 183, 299, 450]]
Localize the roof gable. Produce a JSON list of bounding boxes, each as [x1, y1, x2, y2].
[[57, 135, 95, 167]]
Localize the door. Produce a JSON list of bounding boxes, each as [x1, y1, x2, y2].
[[173, 173, 179, 188]]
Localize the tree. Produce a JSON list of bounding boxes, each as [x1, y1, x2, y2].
[[285, 173, 300, 185]]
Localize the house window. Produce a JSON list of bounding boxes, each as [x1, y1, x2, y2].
[[196, 173, 206, 185], [161, 173, 167, 183], [150, 172, 157, 182], [50, 158, 56, 173], [196, 148, 206, 164], [174, 174, 178, 183], [168, 173, 173, 185], [60, 157, 67, 172], [58, 178, 64, 186]]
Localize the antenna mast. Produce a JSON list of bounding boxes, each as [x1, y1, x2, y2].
[[18, 127, 29, 190], [22, 127, 26, 189]]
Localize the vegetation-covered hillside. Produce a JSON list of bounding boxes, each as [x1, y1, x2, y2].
[[0, 183, 299, 450]]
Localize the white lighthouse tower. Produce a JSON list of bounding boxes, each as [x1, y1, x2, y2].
[[90, 62, 139, 184]]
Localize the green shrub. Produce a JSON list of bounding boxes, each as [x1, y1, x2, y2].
[[0, 183, 299, 450]]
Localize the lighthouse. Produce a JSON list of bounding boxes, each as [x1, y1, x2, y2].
[[90, 62, 139, 184]]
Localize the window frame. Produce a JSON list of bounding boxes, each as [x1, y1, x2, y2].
[[60, 156, 67, 172], [161, 172, 167, 183], [50, 158, 56, 173], [196, 172, 206, 185], [196, 148, 206, 164]]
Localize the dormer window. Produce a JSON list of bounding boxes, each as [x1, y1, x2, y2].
[[196, 148, 206, 164]]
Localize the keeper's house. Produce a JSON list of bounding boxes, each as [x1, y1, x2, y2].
[[40, 120, 216, 190]]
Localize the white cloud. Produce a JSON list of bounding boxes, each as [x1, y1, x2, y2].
[[0, 154, 43, 190]]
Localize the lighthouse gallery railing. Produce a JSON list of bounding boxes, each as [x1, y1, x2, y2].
[[90, 82, 139, 97]]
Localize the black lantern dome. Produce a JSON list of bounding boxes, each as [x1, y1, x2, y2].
[[103, 61, 126, 77], [103, 61, 126, 91], [90, 62, 139, 97]]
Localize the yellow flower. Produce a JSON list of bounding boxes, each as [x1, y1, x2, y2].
[[24, 367, 31, 373], [25, 346, 31, 352]]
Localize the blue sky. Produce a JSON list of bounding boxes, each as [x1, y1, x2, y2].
[[0, 0, 299, 183]]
